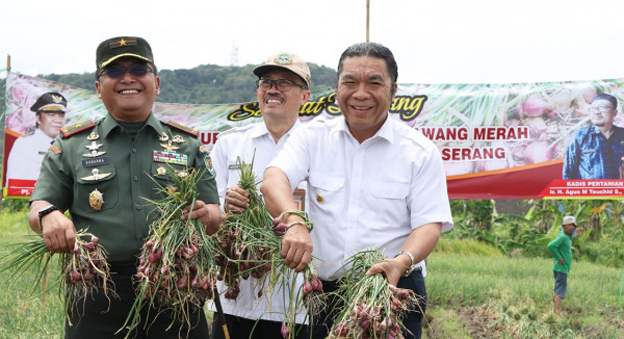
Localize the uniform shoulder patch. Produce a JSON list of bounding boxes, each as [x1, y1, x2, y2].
[[167, 120, 199, 136], [60, 120, 96, 138], [48, 144, 62, 155]]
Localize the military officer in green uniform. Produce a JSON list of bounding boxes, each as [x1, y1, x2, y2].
[[28, 36, 221, 339]]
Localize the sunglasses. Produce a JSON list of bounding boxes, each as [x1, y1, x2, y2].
[[97, 64, 154, 78]]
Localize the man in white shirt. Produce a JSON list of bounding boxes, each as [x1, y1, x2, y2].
[[5, 92, 67, 192], [261, 42, 453, 339], [209, 52, 312, 339]]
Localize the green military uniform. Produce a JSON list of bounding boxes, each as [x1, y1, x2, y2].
[[30, 113, 219, 264]]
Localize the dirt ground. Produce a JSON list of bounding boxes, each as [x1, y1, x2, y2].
[[425, 306, 501, 339], [457, 307, 501, 339], [425, 305, 623, 339]]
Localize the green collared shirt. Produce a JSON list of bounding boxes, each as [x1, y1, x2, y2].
[[30, 113, 218, 263]]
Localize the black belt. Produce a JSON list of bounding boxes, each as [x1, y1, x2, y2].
[[108, 263, 137, 276]]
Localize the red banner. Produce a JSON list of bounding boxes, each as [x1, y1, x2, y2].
[[4, 73, 624, 199]]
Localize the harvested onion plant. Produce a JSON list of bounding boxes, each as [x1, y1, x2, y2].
[[0, 230, 113, 325], [213, 158, 278, 299], [214, 157, 324, 338], [327, 250, 421, 339], [278, 262, 326, 338], [121, 167, 219, 336]]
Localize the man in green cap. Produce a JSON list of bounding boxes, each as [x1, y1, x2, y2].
[[28, 36, 221, 338]]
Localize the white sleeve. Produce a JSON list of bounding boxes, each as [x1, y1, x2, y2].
[[408, 142, 454, 232], [209, 137, 229, 211], [266, 125, 311, 192]]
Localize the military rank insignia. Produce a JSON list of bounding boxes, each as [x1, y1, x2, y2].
[[61, 120, 96, 138], [153, 129, 188, 165], [167, 120, 199, 136]]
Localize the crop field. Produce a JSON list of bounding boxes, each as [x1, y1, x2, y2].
[[1, 210, 623, 338]]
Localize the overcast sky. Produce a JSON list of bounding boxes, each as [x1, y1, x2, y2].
[[2, 0, 624, 84]]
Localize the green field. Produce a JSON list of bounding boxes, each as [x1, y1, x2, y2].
[[424, 244, 624, 338], [1, 210, 623, 338]]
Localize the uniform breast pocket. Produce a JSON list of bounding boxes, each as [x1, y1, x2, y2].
[[149, 163, 188, 196], [76, 165, 119, 211], [580, 148, 597, 163], [369, 181, 410, 200], [364, 181, 410, 222], [308, 173, 345, 220]]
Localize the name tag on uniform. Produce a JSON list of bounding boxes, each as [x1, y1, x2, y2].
[[82, 156, 110, 167]]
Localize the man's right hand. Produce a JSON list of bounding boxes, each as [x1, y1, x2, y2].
[[557, 258, 564, 265], [281, 222, 313, 272], [224, 185, 250, 213], [41, 211, 76, 253], [30, 201, 77, 253]]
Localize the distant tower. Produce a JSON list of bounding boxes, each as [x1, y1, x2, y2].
[[230, 42, 239, 66]]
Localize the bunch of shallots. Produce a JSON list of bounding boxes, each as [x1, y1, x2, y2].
[[327, 250, 421, 339], [214, 157, 294, 299], [64, 234, 114, 311], [215, 157, 323, 338], [278, 263, 325, 338], [0, 230, 113, 323], [122, 167, 219, 336]]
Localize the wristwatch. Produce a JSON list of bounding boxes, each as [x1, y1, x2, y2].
[[38, 205, 60, 228], [395, 250, 416, 277]]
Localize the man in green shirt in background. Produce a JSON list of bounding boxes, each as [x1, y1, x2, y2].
[[547, 215, 577, 314]]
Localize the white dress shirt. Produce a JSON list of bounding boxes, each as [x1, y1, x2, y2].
[[5, 129, 54, 186], [268, 114, 453, 281], [208, 120, 307, 324]]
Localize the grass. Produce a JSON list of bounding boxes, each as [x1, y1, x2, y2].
[[1, 211, 623, 338], [425, 239, 624, 338], [0, 210, 64, 338]]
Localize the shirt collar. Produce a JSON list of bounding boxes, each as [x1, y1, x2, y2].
[[100, 112, 163, 138], [249, 119, 302, 139], [590, 125, 613, 138], [332, 113, 393, 143], [34, 128, 53, 140]]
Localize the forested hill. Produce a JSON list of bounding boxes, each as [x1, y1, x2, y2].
[[0, 62, 337, 165], [4, 62, 338, 105]]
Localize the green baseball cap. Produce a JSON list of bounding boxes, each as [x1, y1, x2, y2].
[[96, 36, 154, 69]]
